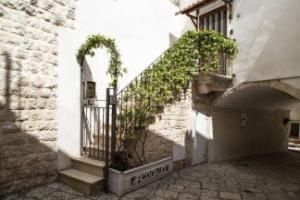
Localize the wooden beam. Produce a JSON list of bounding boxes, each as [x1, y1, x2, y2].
[[187, 13, 198, 28], [226, 2, 233, 20], [196, 10, 200, 30], [187, 13, 198, 20], [175, 0, 215, 15]]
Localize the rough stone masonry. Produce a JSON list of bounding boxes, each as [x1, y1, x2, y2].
[[0, 0, 76, 195], [129, 91, 194, 169]]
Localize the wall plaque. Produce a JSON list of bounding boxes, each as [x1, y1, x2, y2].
[[86, 81, 96, 99]]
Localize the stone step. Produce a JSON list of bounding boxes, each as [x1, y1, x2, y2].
[[289, 138, 300, 144], [58, 168, 103, 195], [71, 157, 105, 177], [288, 146, 300, 153], [289, 142, 300, 148]]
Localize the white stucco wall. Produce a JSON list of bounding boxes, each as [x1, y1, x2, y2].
[[231, 0, 300, 87], [57, 0, 183, 168], [207, 109, 289, 162], [291, 110, 300, 121], [76, 0, 182, 94], [179, 0, 196, 32], [57, 29, 83, 170]]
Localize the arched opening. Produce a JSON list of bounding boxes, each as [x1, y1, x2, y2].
[[216, 81, 300, 155], [215, 83, 300, 110], [209, 81, 300, 161]]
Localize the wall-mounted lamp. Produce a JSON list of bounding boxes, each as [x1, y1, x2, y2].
[[283, 118, 290, 125]]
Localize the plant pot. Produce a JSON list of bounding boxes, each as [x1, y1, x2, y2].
[[108, 156, 173, 196]]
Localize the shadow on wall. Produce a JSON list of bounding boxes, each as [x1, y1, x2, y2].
[[124, 91, 198, 169], [0, 52, 58, 196], [126, 129, 190, 169]]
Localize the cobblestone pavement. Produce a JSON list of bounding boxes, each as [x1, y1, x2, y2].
[[3, 152, 300, 200]]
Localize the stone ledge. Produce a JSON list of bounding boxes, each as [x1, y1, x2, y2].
[[193, 72, 233, 94]]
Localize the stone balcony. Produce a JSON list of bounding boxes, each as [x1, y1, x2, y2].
[[193, 72, 233, 95], [191, 72, 233, 114]]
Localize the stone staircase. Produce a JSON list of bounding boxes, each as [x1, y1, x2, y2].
[[58, 157, 105, 195], [58, 132, 124, 195]]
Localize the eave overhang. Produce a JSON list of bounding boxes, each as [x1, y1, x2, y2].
[[175, 0, 232, 15], [175, 0, 233, 29]]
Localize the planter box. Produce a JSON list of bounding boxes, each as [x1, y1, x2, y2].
[[108, 156, 173, 196]]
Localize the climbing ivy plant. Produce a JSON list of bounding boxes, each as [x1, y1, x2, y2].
[[76, 34, 126, 88], [116, 30, 238, 166]]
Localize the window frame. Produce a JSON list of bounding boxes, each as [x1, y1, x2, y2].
[[197, 6, 229, 74], [290, 122, 300, 139], [197, 5, 228, 37]]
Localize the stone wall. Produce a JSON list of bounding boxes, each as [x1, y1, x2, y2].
[[128, 92, 194, 169], [0, 0, 76, 195]]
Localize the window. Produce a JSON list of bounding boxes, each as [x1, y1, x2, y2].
[[290, 123, 300, 139], [198, 6, 227, 36], [85, 81, 96, 99], [198, 6, 228, 74]]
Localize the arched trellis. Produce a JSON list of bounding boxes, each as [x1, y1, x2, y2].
[[76, 35, 126, 184], [76, 34, 126, 89]]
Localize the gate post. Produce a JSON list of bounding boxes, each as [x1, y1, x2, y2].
[[110, 89, 117, 168], [104, 88, 110, 192]]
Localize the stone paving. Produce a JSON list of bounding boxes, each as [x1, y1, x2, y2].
[[3, 152, 300, 200]]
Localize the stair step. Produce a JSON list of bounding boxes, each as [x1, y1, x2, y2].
[[72, 157, 105, 176], [59, 169, 103, 184], [58, 169, 103, 195], [288, 146, 300, 153], [72, 157, 105, 167], [289, 142, 300, 147]]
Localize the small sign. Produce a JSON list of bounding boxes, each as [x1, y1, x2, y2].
[[129, 164, 170, 187], [86, 81, 96, 99]]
